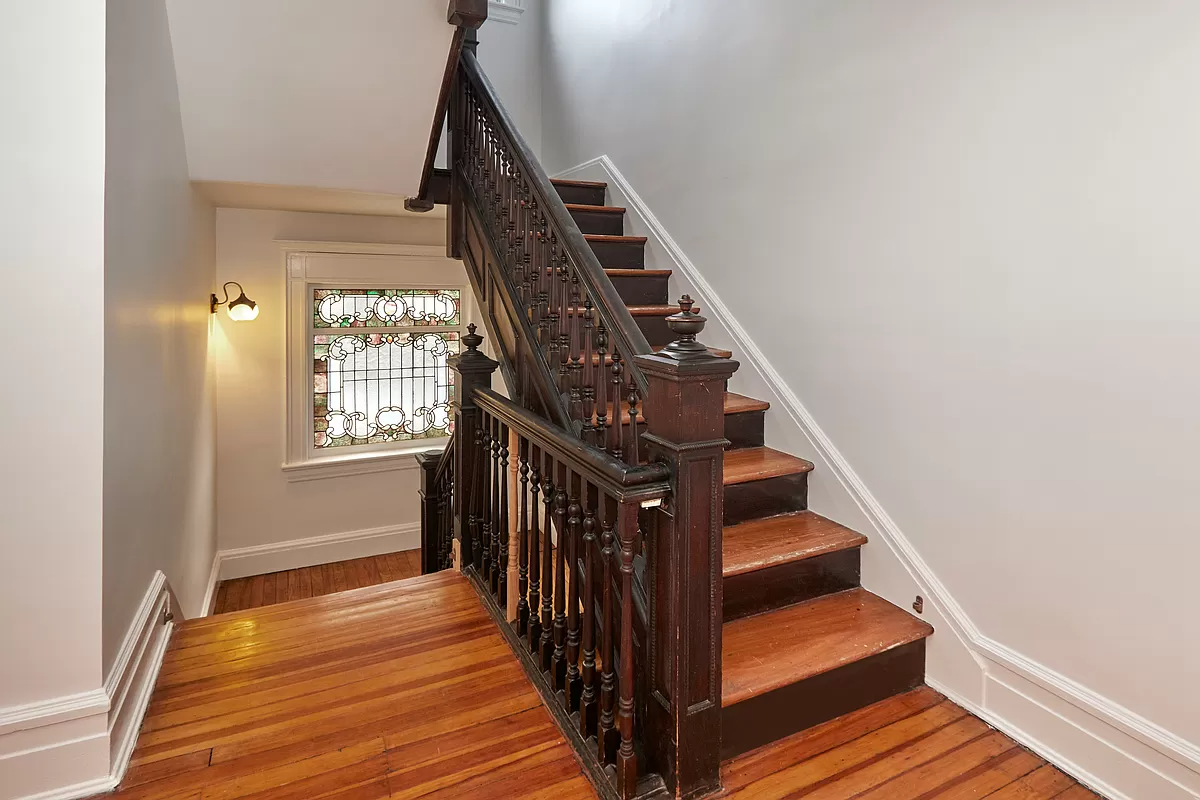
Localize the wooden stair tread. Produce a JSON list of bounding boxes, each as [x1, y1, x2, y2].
[[722, 588, 933, 707], [626, 304, 683, 316], [724, 392, 769, 415], [584, 234, 648, 244], [724, 511, 867, 578], [605, 268, 672, 277], [593, 392, 775, 427], [551, 178, 607, 188], [723, 447, 814, 486], [564, 203, 626, 214]]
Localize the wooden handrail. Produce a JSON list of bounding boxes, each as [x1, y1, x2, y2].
[[473, 387, 670, 496], [458, 49, 653, 398], [405, 1, 488, 213]]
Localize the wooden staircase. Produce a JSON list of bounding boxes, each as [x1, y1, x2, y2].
[[553, 176, 935, 765]]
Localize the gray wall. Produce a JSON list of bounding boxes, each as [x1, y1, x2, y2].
[[541, 0, 1200, 750], [104, 0, 217, 674]]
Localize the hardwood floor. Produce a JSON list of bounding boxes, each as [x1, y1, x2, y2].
[[109, 564, 1101, 800], [108, 571, 597, 800], [720, 686, 1101, 799], [212, 550, 422, 614]]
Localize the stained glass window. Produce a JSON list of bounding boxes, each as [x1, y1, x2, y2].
[[313, 288, 460, 329], [312, 288, 461, 450]]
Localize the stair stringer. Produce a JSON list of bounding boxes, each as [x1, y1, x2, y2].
[[553, 155, 1200, 800]]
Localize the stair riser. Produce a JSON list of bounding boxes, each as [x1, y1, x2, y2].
[[588, 239, 646, 269], [723, 549, 860, 622], [724, 473, 808, 526], [720, 639, 927, 760], [634, 314, 673, 347], [568, 208, 625, 236], [723, 410, 765, 450], [554, 184, 606, 206], [610, 274, 669, 306]]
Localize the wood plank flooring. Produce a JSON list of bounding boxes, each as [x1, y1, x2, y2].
[[111, 565, 1101, 800], [107, 571, 597, 800], [212, 550, 422, 614], [720, 686, 1102, 799]]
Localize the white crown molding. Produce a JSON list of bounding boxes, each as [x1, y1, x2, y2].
[[554, 153, 1200, 800], [488, 0, 524, 25], [216, 522, 422, 581]]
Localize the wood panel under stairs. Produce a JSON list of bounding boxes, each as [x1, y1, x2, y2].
[[552, 176, 938, 764]]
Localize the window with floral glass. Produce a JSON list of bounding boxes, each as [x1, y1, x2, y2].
[[311, 288, 461, 450]]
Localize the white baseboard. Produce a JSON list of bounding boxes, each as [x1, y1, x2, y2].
[[215, 522, 422, 583], [104, 571, 176, 789], [0, 573, 177, 800], [200, 552, 221, 617], [556, 154, 1200, 800]]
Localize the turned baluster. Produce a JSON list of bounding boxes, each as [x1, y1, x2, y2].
[[594, 326, 608, 450], [609, 352, 624, 461], [559, 263, 575, 397], [626, 381, 641, 465], [479, 416, 493, 581], [497, 423, 510, 604], [537, 219, 551, 349], [546, 235, 561, 362], [527, 448, 543, 651], [580, 299, 595, 440], [538, 454, 555, 671], [491, 417, 503, 593], [565, 471, 583, 708], [551, 463, 569, 692], [578, 483, 599, 735], [470, 421, 486, 570], [597, 496, 618, 764], [517, 438, 530, 632], [616, 502, 640, 798]]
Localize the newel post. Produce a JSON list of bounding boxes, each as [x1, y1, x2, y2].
[[635, 297, 738, 800], [449, 323, 499, 572], [415, 451, 442, 574]]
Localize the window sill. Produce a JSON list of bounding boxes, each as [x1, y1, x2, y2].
[[282, 441, 447, 483], [488, 0, 524, 24]]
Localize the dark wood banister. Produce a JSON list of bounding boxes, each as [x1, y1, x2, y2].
[[458, 49, 654, 399], [405, 1, 488, 213], [473, 387, 669, 493]]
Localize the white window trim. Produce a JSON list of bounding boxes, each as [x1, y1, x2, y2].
[[281, 242, 475, 482], [488, 0, 524, 25]]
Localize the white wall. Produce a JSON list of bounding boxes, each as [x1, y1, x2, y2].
[[0, 2, 108, 797], [213, 209, 460, 573], [104, 0, 217, 671], [479, 0, 545, 157], [165, 0, 453, 196], [542, 2, 1200, 797]]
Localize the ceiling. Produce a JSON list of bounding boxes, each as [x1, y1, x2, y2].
[[166, 0, 452, 196]]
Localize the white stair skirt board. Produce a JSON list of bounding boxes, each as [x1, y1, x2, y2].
[[0, 572, 176, 800], [554, 155, 1200, 800], [215, 522, 422, 584]]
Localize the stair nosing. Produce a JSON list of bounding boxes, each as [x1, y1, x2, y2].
[[583, 234, 648, 244], [564, 203, 627, 214], [723, 446, 814, 486], [605, 268, 672, 277], [722, 511, 867, 578], [551, 178, 607, 188], [721, 588, 934, 708]]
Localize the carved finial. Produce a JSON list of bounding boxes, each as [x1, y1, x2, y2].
[[661, 295, 710, 360], [463, 323, 484, 352]]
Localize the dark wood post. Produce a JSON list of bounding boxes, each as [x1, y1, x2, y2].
[[635, 296, 738, 800], [449, 323, 499, 571], [415, 451, 443, 574]]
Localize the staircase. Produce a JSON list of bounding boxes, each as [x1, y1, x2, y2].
[[413, 34, 938, 800], [553, 176, 934, 762]]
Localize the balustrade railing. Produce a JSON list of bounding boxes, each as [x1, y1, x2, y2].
[[450, 49, 651, 464], [418, 27, 741, 799]]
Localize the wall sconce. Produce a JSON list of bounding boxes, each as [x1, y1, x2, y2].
[[210, 281, 259, 321]]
